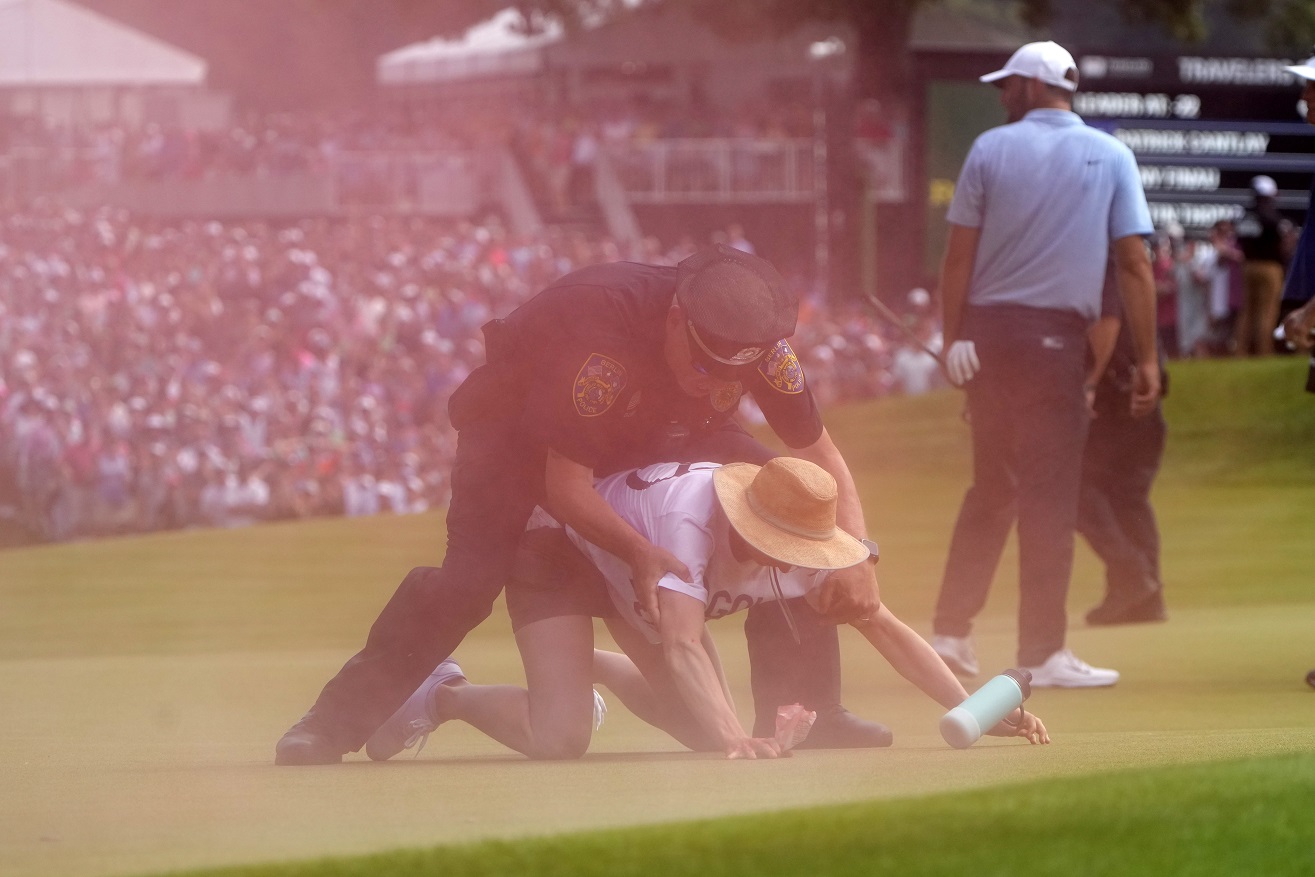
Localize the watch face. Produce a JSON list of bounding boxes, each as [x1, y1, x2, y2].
[[861, 538, 879, 561]]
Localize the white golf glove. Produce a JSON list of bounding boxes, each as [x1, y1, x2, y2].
[[946, 340, 981, 386]]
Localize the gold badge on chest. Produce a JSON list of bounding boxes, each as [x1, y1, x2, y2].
[[710, 382, 743, 412]]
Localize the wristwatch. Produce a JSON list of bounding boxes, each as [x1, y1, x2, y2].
[[860, 538, 879, 563]]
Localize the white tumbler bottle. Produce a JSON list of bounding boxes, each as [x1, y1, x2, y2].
[[939, 669, 1032, 749]]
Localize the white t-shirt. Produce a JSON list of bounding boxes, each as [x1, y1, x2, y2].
[[526, 462, 829, 644]]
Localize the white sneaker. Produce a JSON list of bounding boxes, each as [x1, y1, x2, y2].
[[931, 634, 979, 678], [365, 659, 466, 761], [1023, 649, 1119, 688]]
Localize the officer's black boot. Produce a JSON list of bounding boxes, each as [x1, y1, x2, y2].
[[745, 599, 892, 748]]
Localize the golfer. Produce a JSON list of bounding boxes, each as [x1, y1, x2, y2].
[[365, 458, 1049, 761], [929, 40, 1159, 688]]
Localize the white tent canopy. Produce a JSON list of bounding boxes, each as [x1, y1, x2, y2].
[[0, 0, 206, 86], [377, 7, 561, 85]]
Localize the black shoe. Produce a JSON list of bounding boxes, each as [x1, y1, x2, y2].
[[275, 716, 344, 766], [1085, 588, 1167, 626], [793, 706, 893, 750]]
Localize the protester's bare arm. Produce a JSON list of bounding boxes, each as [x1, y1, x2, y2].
[[657, 589, 783, 759], [544, 449, 690, 624], [790, 429, 879, 622], [844, 599, 1051, 745], [599, 617, 711, 751], [700, 627, 736, 711], [846, 602, 969, 710], [1111, 234, 1161, 416]]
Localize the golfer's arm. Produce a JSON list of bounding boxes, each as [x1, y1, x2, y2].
[[543, 449, 650, 566], [658, 590, 749, 748], [852, 605, 968, 711], [1111, 234, 1157, 368], [1087, 315, 1120, 389], [940, 223, 981, 345]]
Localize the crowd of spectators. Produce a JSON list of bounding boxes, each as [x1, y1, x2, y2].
[[0, 206, 942, 545], [1, 94, 815, 197], [1151, 216, 1303, 359], [2, 102, 521, 185]]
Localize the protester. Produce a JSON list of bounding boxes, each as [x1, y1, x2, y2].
[[927, 41, 1158, 688], [274, 244, 892, 766], [364, 459, 1049, 761]]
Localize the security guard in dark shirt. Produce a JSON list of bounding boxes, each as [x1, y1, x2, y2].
[[276, 246, 890, 764]]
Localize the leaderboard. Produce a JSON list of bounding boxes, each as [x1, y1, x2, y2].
[[1074, 53, 1315, 230]]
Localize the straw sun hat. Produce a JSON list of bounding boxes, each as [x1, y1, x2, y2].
[[712, 458, 870, 570]]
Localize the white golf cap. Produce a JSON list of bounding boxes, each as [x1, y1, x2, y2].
[[1285, 50, 1315, 81], [1251, 175, 1278, 197], [980, 41, 1079, 91]]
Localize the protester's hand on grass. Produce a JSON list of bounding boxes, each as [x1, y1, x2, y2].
[[987, 708, 1050, 744], [725, 736, 787, 760]]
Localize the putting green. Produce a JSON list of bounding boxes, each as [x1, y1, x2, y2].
[[2, 357, 1312, 877]]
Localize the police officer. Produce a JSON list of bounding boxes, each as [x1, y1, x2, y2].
[[275, 245, 889, 764], [1077, 267, 1168, 626]]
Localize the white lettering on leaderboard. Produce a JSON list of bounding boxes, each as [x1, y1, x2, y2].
[[1074, 92, 1201, 119], [1178, 56, 1296, 86], [1148, 202, 1244, 228], [1139, 165, 1220, 191], [1113, 128, 1270, 156]]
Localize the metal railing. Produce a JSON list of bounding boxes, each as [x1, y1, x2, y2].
[[604, 138, 817, 204], [1, 139, 822, 215]]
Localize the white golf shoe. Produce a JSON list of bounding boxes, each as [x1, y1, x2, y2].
[[1023, 649, 1119, 688], [931, 634, 980, 678]]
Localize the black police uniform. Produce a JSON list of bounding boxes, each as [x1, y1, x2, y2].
[[283, 261, 858, 758], [1076, 271, 1167, 624]]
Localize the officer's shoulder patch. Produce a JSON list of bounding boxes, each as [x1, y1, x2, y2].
[[573, 352, 628, 417], [757, 340, 804, 394]]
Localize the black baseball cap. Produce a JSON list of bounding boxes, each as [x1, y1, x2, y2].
[[675, 245, 797, 376]]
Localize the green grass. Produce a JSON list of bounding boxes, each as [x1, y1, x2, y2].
[[166, 753, 1315, 877], [3, 356, 1313, 877]]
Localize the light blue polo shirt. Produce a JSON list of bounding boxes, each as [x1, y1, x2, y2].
[[947, 108, 1152, 321]]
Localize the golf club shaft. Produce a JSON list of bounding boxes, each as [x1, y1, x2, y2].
[[862, 290, 953, 382]]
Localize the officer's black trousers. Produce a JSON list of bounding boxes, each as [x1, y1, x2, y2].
[[302, 417, 845, 753], [1077, 403, 1165, 597]]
